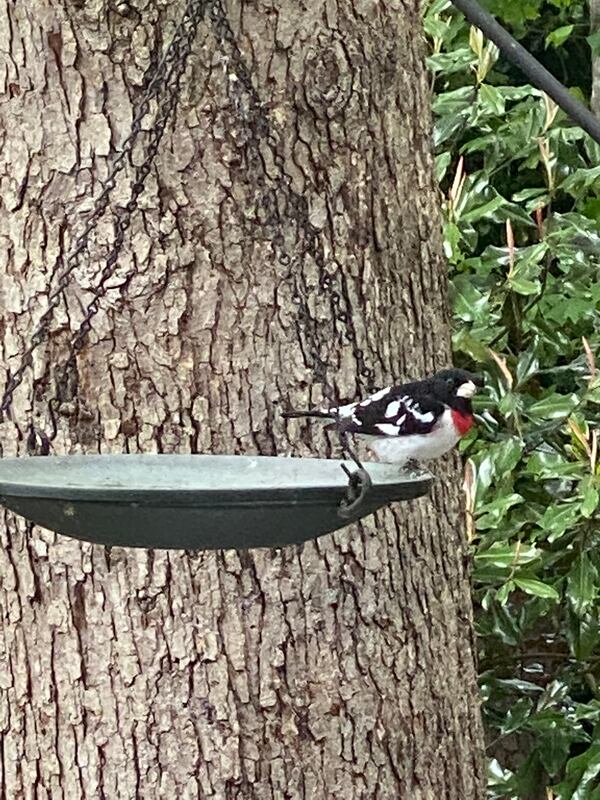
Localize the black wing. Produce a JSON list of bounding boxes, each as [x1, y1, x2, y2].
[[334, 385, 445, 437]]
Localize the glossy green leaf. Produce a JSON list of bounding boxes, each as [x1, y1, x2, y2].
[[553, 743, 600, 799], [451, 275, 491, 322], [475, 543, 540, 569], [545, 24, 574, 48], [500, 697, 533, 734], [527, 393, 578, 419], [461, 194, 507, 224], [567, 553, 598, 616], [506, 275, 540, 295], [581, 479, 600, 518], [496, 580, 515, 606], [513, 578, 560, 600], [515, 351, 539, 386], [435, 151, 452, 182], [489, 603, 521, 646], [494, 678, 544, 695], [479, 83, 506, 115], [493, 437, 524, 477], [568, 612, 600, 661], [477, 493, 524, 529], [427, 0, 599, 792], [538, 503, 581, 542], [525, 450, 582, 480]]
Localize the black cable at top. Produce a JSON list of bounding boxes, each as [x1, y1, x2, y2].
[[450, 0, 600, 146]]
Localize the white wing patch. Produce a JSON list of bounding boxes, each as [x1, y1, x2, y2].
[[359, 386, 392, 409], [330, 386, 392, 415], [385, 400, 402, 418], [375, 423, 400, 436], [404, 396, 434, 423], [330, 401, 357, 418], [415, 410, 435, 422], [368, 387, 391, 402]]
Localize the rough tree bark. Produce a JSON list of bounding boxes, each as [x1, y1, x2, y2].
[[0, 1, 485, 797]]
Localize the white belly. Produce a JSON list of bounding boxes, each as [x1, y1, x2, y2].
[[359, 409, 460, 465]]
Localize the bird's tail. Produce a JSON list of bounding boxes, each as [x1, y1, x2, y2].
[[281, 408, 334, 420]]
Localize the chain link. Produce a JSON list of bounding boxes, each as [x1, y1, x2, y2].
[[0, 0, 208, 419], [69, 3, 206, 356]]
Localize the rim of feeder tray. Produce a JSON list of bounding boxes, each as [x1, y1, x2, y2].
[[0, 454, 432, 550]]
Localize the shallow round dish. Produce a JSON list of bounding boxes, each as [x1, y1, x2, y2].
[[0, 454, 432, 549]]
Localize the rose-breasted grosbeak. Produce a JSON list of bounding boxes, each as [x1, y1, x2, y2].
[[283, 368, 483, 466]]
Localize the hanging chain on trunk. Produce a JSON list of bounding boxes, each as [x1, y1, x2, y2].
[[0, 0, 209, 421], [68, 3, 206, 357]]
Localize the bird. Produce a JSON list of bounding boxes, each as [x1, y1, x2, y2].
[[282, 368, 483, 467]]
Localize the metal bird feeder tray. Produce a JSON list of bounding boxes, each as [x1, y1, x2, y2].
[[0, 454, 432, 549]]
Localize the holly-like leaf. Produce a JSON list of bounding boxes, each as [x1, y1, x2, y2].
[[527, 393, 578, 419], [513, 578, 560, 600], [567, 553, 598, 616], [581, 479, 600, 518], [553, 743, 600, 798], [588, 30, 600, 56], [545, 24, 574, 48], [538, 503, 581, 542]]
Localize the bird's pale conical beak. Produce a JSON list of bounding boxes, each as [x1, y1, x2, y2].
[[457, 378, 482, 398]]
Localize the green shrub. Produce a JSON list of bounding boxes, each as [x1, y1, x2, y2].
[[427, 1, 600, 796]]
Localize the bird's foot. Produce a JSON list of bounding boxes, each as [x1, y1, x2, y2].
[[403, 458, 422, 473]]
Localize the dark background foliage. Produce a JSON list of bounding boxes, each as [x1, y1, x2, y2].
[[426, 1, 600, 796]]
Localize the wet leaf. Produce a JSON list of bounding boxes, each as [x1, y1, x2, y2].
[[528, 393, 578, 419], [567, 553, 598, 616], [513, 578, 560, 600], [545, 24, 574, 48]]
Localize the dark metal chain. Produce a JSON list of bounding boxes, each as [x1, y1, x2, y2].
[[68, 3, 205, 356], [0, 0, 208, 420], [209, 0, 376, 400]]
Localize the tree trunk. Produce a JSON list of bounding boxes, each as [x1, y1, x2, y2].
[[0, 1, 485, 797]]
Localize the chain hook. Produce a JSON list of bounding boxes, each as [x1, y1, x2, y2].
[[338, 466, 373, 520]]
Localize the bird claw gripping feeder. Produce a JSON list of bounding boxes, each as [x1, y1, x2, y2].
[[0, 0, 432, 550]]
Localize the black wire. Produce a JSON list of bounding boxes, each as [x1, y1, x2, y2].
[[450, 0, 600, 147]]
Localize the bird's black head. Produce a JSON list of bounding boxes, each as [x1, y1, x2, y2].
[[430, 368, 484, 407]]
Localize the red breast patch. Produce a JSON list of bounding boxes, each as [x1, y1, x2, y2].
[[451, 409, 474, 437]]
